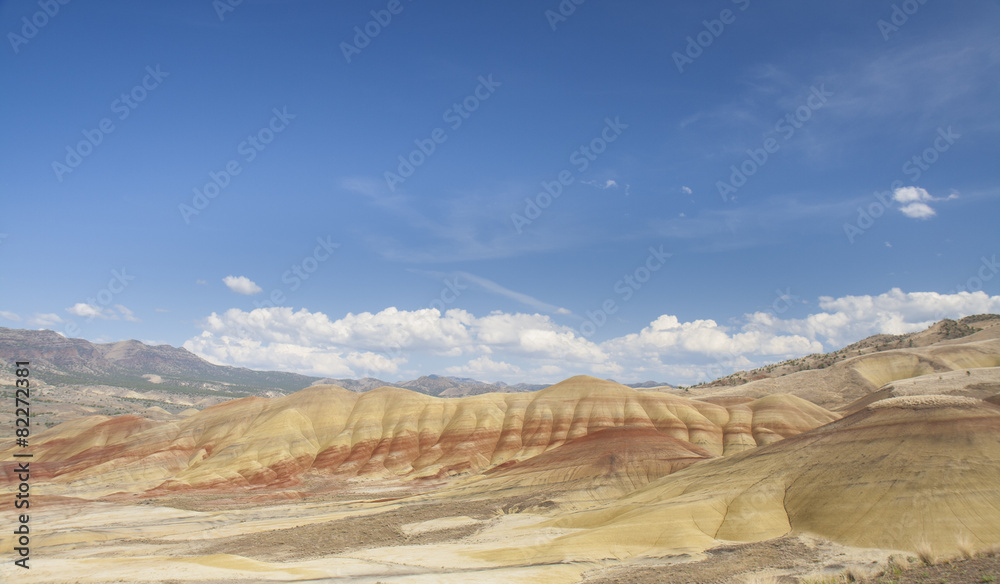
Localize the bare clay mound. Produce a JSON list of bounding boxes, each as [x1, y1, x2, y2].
[[682, 317, 1000, 410], [445, 426, 715, 506], [195, 497, 510, 562], [5, 373, 1000, 584], [867, 394, 983, 409], [0, 376, 838, 498], [479, 399, 1000, 566]]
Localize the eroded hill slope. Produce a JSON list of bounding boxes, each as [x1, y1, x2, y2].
[[0, 376, 837, 497], [494, 396, 1000, 564], [683, 318, 1000, 409]]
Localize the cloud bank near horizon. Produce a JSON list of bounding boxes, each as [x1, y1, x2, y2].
[[182, 288, 1000, 384]]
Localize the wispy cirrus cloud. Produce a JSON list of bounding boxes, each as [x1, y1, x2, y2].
[[410, 269, 574, 316], [27, 313, 63, 327], [0, 310, 22, 322]]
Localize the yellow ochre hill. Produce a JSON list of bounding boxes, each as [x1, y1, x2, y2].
[[1, 375, 837, 497], [489, 394, 1000, 563]]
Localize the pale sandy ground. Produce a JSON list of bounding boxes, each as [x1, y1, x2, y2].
[[0, 493, 589, 584], [886, 365, 1000, 397], [0, 488, 910, 584]]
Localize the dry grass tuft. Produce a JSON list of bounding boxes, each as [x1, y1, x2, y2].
[[886, 553, 909, 575], [843, 565, 876, 581], [980, 543, 1000, 558], [799, 576, 843, 584], [915, 539, 936, 565], [799, 565, 877, 583], [739, 570, 782, 584], [868, 395, 980, 409], [956, 533, 978, 560]]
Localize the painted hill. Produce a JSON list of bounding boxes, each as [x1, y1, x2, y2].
[[454, 426, 715, 506], [6, 316, 995, 427], [492, 396, 1000, 564], [0, 376, 837, 497]]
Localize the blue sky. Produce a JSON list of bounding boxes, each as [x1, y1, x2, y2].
[[1, 0, 999, 384]]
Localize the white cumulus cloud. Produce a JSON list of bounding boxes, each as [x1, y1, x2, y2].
[[184, 289, 1000, 384], [445, 356, 521, 379], [892, 186, 932, 204], [603, 315, 822, 362], [184, 306, 609, 379], [223, 275, 262, 295], [66, 303, 116, 320], [892, 186, 953, 219], [899, 201, 936, 219], [744, 289, 1000, 349]]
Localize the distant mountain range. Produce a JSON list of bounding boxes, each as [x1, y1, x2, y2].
[[310, 375, 548, 397], [0, 328, 672, 401], [0, 327, 318, 399], [3, 317, 997, 428]]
